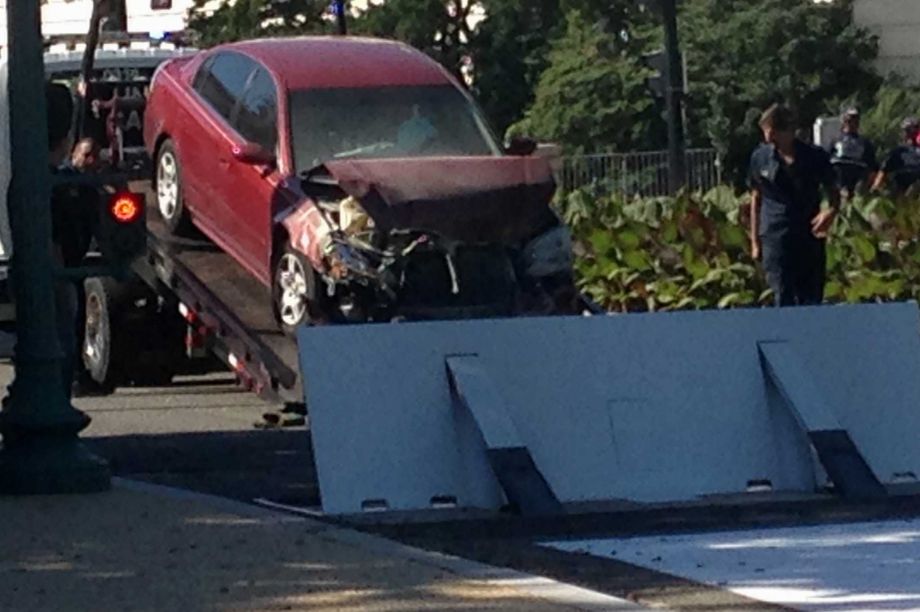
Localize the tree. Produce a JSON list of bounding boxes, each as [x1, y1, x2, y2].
[[351, 0, 478, 82], [678, 0, 881, 181], [509, 10, 663, 153], [468, 0, 563, 139], [470, 0, 654, 141], [187, 0, 333, 47]]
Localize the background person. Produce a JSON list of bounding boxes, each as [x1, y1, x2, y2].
[[873, 118, 920, 196], [748, 104, 841, 307], [69, 137, 101, 172], [46, 84, 99, 398], [62, 137, 104, 395], [829, 108, 878, 198]]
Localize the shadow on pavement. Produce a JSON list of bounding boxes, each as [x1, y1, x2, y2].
[[0, 487, 581, 612], [86, 429, 320, 508]]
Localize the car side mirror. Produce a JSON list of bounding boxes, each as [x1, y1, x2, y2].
[[232, 142, 276, 166], [504, 136, 538, 157]]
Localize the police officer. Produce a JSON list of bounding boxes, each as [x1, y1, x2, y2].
[[873, 118, 920, 196], [62, 138, 104, 395], [829, 108, 878, 198], [749, 104, 841, 307], [46, 84, 99, 397]]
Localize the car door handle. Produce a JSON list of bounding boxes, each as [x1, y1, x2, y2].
[[218, 158, 231, 169]]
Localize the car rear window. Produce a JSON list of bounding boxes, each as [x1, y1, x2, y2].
[[289, 84, 500, 174]]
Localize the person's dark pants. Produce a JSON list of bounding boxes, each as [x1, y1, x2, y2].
[[761, 232, 826, 307], [833, 165, 867, 198]]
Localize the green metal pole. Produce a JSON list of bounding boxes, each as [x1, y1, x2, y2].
[[0, 0, 110, 493], [661, 0, 686, 194]]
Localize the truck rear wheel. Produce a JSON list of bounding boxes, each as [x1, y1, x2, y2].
[[83, 277, 183, 390], [83, 277, 128, 390]]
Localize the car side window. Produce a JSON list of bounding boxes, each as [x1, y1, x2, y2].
[[191, 56, 214, 93], [194, 52, 256, 122], [234, 68, 278, 152]]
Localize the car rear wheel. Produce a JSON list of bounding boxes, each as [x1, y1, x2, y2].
[[156, 140, 191, 234], [273, 246, 318, 335]]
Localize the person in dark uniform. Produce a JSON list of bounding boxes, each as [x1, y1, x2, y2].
[[872, 118, 920, 196], [828, 108, 878, 198], [749, 104, 841, 307], [63, 138, 105, 395], [46, 84, 99, 397]]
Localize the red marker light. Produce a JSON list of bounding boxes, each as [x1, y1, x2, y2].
[[110, 193, 142, 223]]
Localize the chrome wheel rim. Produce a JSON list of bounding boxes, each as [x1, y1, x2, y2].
[[84, 293, 104, 367], [277, 254, 309, 327], [157, 151, 179, 220]]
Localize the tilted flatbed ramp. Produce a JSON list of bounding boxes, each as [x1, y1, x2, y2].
[[136, 215, 302, 405]]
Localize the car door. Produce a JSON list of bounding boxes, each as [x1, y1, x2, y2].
[[218, 66, 283, 284], [185, 51, 258, 265]]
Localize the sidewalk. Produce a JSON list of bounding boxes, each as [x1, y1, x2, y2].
[[0, 479, 641, 612]]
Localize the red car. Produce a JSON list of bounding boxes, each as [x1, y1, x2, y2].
[[145, 36, 576, 330]]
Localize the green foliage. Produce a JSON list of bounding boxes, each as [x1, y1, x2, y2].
[[563, 187, 920, 312], [468, 0, 563, 137], [351, 0, 476, 81], [187, 0, 332, 46], [679, 0, 881, 183], [860, 80, 920, 153], [509, 9, 663, 153]]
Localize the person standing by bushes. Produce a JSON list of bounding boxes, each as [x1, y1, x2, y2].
[[829, 108, 878, 199], [748, 104, 841, 306], [872, 118, 920, 196]]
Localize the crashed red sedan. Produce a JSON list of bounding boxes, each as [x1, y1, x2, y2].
[[145, 36, 576, 330]]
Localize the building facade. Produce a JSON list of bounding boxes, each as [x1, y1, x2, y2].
[[854, 0, 920, 82]]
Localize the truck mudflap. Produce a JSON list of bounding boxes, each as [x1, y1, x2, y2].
[[297, 302, 920, 516]]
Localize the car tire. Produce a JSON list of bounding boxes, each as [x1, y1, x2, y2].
[[82, 277, 129, 390], [273, 245, 318, 336], [155, 140, 191, 234]]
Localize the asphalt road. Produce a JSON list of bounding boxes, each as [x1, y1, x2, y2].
[[0, 364, 319, 508]]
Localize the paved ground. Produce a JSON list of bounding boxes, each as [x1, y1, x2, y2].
[[4, 363, 919, 611], [548, 521, 920, 610], [76, 372, 319, 507], [0, 365, 645, 612], [0, 479, 641, 612]]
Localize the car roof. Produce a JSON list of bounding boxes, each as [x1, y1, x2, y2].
[[219, 36, 452, 90]]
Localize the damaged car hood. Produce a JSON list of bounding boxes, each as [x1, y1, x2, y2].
[[315, 156, 558, 244]]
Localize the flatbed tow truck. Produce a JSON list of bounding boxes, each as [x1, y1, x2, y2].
[[0, 28, 310, 417], [23, 24, 596, 424]]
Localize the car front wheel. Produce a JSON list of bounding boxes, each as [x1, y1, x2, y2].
[[273, 245, 317, 335]]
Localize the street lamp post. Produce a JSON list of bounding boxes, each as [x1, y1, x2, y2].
[[0, 0, 110, 493], [660, 0, 687, 194]]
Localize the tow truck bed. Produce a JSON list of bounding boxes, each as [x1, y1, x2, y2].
[[136, 213, 302, 406]]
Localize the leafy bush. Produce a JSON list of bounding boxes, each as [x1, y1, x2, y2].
[[859, 80, 920, 154], [561, 186, 920, 312]]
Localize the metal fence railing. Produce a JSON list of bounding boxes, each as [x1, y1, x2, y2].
[[558, 148, 722, 197]]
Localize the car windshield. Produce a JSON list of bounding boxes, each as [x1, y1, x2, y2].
[[289, 84, 501, 173]]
